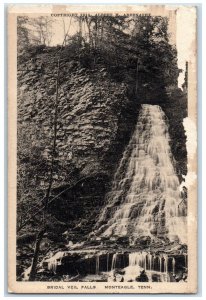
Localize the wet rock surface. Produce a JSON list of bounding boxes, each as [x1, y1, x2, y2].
[[31, 242, 187, 282]]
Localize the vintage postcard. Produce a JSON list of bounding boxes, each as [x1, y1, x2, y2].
[[8, 4, 197, 294]]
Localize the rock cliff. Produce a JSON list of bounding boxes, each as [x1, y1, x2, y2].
[[17, 46, 139, 237]]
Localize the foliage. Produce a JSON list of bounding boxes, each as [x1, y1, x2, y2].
[[17, 16, 54, 51], [17, 17, 30, 52], [27, 17, 54, 46]]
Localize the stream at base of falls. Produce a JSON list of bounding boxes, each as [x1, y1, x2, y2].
[[27, 246, 188, 282]]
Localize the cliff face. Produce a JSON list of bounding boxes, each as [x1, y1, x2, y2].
[[18, 48, 139, 178], [17, 46, 139, 237]]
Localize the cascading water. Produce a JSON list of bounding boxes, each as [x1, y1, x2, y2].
[[41, 250, 185, 282], [46, 251, 66, 273], [96, 255, 100, 274], [111, 253, 118, 270], [127, 252, 169, 273], [95, 104, 187, 244], [159, 256, 162, 272], [124, 252, 175, 282], [172, 257, 176, 274]]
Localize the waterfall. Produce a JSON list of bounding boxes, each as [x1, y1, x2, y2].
[[163, 254, 168, 273], [129, 252, 144, 268], [148, 253, 152, 270], [95, 104, 187, 244], [125, 252, 172, 282], [96, 255, 100, 274], [159, 256, 162, 272], [46, 251, 65, 274], [172, 257, 176, 274], [111, 253, 118, 270]]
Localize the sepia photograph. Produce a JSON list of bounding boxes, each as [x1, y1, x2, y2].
[[8, 4, 197, 294]]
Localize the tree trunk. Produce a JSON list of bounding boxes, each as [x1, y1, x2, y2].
[[135, 58, 139, 96], [27, 25, 70, 282], [100, 17, 104, 42], [29, 229, 45, 281], [85, 17, 92, 48]]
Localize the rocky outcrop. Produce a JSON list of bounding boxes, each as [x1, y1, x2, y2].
[[39, 249, 187, 282], [18, 47, 138, 186], [17, 46, 139, 239]]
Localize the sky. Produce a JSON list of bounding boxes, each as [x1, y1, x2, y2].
[[46, 6, 196, 89], [175, 6, 196, 88]]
